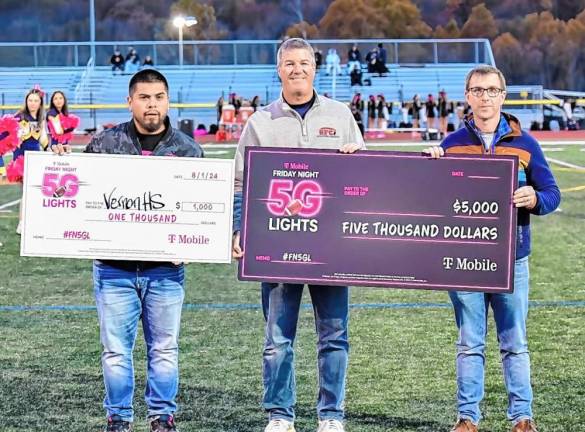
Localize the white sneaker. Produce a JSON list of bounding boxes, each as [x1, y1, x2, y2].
[[16, 221, 22, 235], [317, 419, 345, 432], [264, 419, 296, 432]]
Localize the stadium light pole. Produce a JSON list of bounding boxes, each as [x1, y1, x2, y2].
[[90, 0, 96, 68], [173, 16, 197, 68]]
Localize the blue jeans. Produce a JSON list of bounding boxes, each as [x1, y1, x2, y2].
[[261, 283, 349, 422], [93, 262, 185, 422], [449, 257, 532, 424]]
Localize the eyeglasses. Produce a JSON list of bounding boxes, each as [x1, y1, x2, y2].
[[467, 87, 504, 97]]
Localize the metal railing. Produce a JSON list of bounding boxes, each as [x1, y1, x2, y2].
[[505, 85, 545, 125], [0, 38, 495, 68], [74, 58, 94, 103]]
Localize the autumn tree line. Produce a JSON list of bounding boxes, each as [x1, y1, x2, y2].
[[1, 0, 585, 90]]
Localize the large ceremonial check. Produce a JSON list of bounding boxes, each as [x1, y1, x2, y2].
[[238, 147, 518, 293], [21, 152, 234, 263]]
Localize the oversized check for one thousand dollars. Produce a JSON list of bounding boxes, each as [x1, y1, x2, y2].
[[21, 152, 234, 263]]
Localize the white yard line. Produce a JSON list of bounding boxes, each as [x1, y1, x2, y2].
[[0, 198, 20, 211], [538, 140, 585, 146], [546, 157, 585, 170]]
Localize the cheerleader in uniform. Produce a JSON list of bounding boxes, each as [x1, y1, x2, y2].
[[47, 90, 79, 151], [438, 90, 449, 139], [10, 86, 49, 234], [367, 94, 377, 130]]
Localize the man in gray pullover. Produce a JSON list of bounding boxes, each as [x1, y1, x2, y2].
[[232, 38, 364, 432]]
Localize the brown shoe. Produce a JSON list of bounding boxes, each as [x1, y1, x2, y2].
[[512, 419, 538, 432], [451, 418, 478, 432]]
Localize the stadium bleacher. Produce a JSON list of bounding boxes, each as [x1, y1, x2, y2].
[[317, 63, 474, 102], [0, 68, 81, 106], [0, 63, 478, 131], [3, 38, 537, 133]]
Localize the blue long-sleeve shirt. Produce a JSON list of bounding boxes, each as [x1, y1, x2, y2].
[[441, 112, 561, 259]]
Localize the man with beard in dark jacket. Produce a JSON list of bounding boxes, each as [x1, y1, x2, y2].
[[86, 69, 202, 432]]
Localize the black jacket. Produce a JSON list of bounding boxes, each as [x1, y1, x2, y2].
[[85, 117, 204, 270], [85, 117, 203, 157]]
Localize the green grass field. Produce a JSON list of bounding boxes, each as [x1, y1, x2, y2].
[[0, 144, 584, 432]]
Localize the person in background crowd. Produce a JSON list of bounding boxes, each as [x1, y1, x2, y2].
[[438, 90, 449, 138], [351, 105, 364, 137], [125, 54, 140, 74], [365, 47, 378, 73], [563, 98, 576, 129], [325, 48, 342, 76], [350, 63, 363, 86], [215, 123, 228, 141], [216, 95, 224, 123], [229, 92, 242, 116], [350, 93, 366, 137], [426, 93, 436, 131], [412, 94, 422, 129], [347, 43, 361, 74], [251, 95, 261, 112], [208, 123, 218, 135], [194, 123, 207, 137], [376, 43, 388, 76], [110, 49, 125, 75], [350, 93, 365, 113], [142, 55, 154, 69], [377, 94, 388, 130], [455, 101, 465, 130], [401, 102, 409, 127], [367, 94, 377, 130], [125, 46, 140, 63], [386, 100, 394, 127], [314, 48, 323, 69]]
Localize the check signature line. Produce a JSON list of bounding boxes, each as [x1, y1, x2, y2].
[[344, 211, 445, 218]]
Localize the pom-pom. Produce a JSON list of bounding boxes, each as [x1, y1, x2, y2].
[[49, 114, 80, 144], [0, 115, 20, 155], [6, 156, 24, 183], [61, 114, 80, 130]]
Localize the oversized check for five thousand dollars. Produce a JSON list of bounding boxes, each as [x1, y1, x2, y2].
[[21, 152, 234, 263], [239, 147, 518, 293]]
